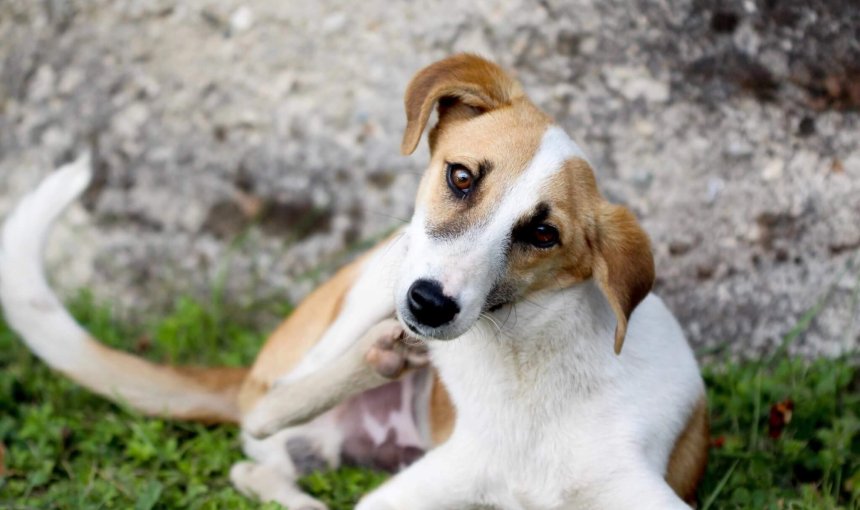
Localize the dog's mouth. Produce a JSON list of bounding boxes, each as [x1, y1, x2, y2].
[[483, 280, 516, 312], [398, 314, 462, 342]]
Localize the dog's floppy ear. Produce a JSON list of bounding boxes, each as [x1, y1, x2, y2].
[[592, 203, 655, 355], [401, 53, 523, 155]]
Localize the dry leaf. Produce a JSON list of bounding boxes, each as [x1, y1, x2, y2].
[[0, 442, 6, 476], [135, 335, 152, 353], [831, 159, 845, 174], [768, 399, 795, 439]]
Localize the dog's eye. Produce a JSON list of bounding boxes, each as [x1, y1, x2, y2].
[[446, 163, 474, 197], [529, 224, 560, 248]]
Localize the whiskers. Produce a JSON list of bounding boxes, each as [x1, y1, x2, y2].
[[520, 295, 549, 312], [479, 310, 513, 341], [365, 210, 411, 225]]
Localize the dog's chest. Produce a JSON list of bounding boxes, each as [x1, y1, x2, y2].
[[427, 319, 628, 502]]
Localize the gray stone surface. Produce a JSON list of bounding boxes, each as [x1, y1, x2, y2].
[[1, 0, 858, 357]]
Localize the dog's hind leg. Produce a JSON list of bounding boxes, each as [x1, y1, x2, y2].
[[232, 414, 344, 510], [231, 460, 326, 510]]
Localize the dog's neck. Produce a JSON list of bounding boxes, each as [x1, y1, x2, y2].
[[429, 280, 623, 424]]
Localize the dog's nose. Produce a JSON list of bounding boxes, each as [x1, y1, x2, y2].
[[407, 279, 460, 328]]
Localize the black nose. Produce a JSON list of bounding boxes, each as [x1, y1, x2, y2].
[[407, 279, 460, 328]]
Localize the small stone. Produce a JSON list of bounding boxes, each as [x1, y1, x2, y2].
[[632, 169, 654, 190], [112, 103, 150, 138], [579, 36, 598, 55], [668, 238, 695, 256], [230, 6, 254, 34], [40, 127, 73, 158], [29, 65, 56, 102], [762, 159, 784, 181], [725, 140, 753, 158], [830, 159, 844, 174], [321, 12, 347, 34], [633, 119, 655, 137], [58, 67, 85, 96], [603, 66, 670, 103], [706, 176, 725, 203]]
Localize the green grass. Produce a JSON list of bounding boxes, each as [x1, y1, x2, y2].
[[0, 293, 857, 509]]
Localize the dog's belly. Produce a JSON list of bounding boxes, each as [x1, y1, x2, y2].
[[333, 368, 432, 471]]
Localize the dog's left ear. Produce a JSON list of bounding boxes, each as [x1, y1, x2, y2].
[[401, 53, 523, 155], [592, 203, 655, 355]]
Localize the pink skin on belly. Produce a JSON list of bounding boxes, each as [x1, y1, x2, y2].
[[334, 369, 431, 471]]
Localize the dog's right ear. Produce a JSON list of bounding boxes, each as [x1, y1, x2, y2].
[[591, 203, 655, 355], [401, 54, 523, 155]]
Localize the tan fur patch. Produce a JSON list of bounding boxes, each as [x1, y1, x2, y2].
[[591, 202, 655, 353], [167, 366, 249, 422], [417, 99, 552, 238], [402, 54, 525, 156], [429, 375, 456, 445], [501, 159, 601, 297], [520, 158, 654, 354], [666, 395, 710, 503]]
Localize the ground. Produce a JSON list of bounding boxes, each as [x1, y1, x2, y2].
[[1, 0, 859, 357], [0, 293, 857, 509]]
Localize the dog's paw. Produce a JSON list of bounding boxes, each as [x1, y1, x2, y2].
[[364, 320, 428, 379], [230, 461, 329, 510]]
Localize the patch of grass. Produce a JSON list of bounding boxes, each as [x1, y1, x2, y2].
[[701, 358, 859, 509], [0, 293, 857, 509]]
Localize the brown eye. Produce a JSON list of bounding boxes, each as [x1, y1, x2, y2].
[[446, 163, 474, 197], [530, 224, 559, 248]]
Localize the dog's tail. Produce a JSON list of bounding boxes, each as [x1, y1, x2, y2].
[[0, 154, 247, 423]]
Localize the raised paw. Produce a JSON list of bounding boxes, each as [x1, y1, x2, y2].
[[364, 321, 428, 379]]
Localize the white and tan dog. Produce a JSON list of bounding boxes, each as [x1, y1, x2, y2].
[[0, 54, 707, 509]]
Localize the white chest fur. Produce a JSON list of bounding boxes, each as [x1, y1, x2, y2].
[[428, 282, 704, 509]]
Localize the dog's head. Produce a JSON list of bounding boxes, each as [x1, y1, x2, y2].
[[395, 54, 654, 354]]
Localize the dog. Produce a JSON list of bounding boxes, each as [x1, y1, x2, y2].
[[0, 54, 707, 509]]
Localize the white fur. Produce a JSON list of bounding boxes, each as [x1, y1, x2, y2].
[[0, 154, 94, 371], [359, 287, 701, 509]]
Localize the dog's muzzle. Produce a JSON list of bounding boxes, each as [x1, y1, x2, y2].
[[407, 279, 460, 328]]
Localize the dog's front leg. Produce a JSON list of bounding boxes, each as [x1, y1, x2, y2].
[[355, 444, 493, 510], [584, 467, 692, 510], [245, 319, 427, 438], [282, 231, 408, 383]]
